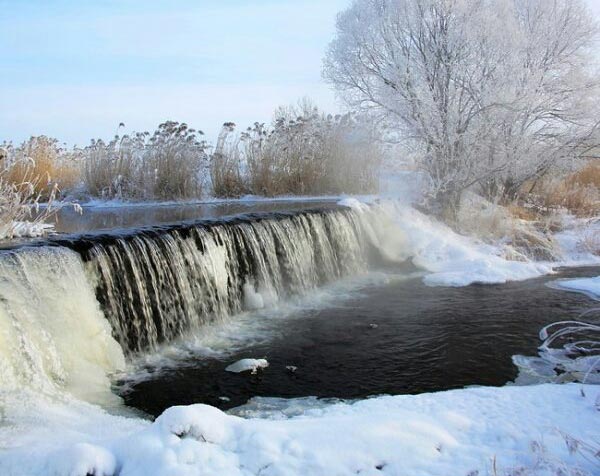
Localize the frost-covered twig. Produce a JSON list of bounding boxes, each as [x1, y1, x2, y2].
[[514, 319, 600, 384], [0, 160, 81, 240]]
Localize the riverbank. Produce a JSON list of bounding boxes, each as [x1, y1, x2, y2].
[[1, 384, 598, 476]]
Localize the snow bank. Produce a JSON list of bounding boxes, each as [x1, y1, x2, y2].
[[555, 276, 600, 300], [398, 206, 551, 286], [342, 198, 600, 288], [0, 221, 54, 239], [554, 216, 600, 266], [2, 384, 598, 476], [361, 201, 552, 286], [225, 358, 269, 374]]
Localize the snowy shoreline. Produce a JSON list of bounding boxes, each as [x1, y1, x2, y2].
[[1, 384, 598, 476]]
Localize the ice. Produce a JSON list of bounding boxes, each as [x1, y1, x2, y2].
[[555, 276, 600, 300], [337, 197, 370, 212], [513, 321, 600, 385], [6, 221, 54, 239], [225, 358, 269, 374]]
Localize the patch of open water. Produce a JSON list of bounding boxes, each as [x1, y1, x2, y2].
[[119, 266, 600, 416]]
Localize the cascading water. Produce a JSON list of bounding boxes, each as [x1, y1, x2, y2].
[[0, 246, 125, 406], [84, 209, 370, 354], [0, 206, 390, 407]]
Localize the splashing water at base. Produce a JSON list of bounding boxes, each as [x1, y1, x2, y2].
[[0, 247, 125, 406]]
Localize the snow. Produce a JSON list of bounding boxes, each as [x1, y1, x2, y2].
[[225, 358, 269, 374], [555, 276, 600, 300], [398, 206, 551, 286], [341, 198, 599, 288], [0, 221, 54, 239], [1, 384, 598, 476], [362, 201, 552, 287], [554, 216, 600, 267]]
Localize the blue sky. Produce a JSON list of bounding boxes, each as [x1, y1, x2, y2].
[[0, 0, 348, 145], [2, 0, 599, 146]]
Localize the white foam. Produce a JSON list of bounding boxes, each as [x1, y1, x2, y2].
[[242, 281, 265, 310], [0, 247, 125, 405]]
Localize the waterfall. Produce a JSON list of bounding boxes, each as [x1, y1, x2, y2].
[[0, 206, 384, 405], [0, 247, 125, 405], [84, 208, 370, 354]]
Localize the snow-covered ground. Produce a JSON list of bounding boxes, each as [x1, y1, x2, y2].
[[554, 216, 600, 267], [1, 384, 598, 476], [3, 220, 54, 239], [340, 198, 599, 287]]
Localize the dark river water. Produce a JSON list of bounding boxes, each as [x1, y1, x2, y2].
[[119, 265, 600, 417]]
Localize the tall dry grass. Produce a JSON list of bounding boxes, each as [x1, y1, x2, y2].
[[525, 162, 600, 217], [83, 122, 208, 200], [83, 135, 139, 198], [210, 123, 247, 198], [3, 137, 80, 200], [214, 104, 382, 198], [2, 107, 383, 202]]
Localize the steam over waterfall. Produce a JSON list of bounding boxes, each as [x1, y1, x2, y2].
[[0, 207, 380, 400], [85, 209, 369, 353]]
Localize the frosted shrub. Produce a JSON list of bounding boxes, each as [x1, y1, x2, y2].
[[526, 163, 600, 218], [0, 138, 84, 240], [514, 320, 600, 384], [0, 167, 60, 240]]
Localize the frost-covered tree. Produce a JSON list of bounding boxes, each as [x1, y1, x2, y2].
[[324, 0, 599, 208]]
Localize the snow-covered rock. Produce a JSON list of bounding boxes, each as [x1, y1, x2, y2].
[[225, 358, 269, 374]]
